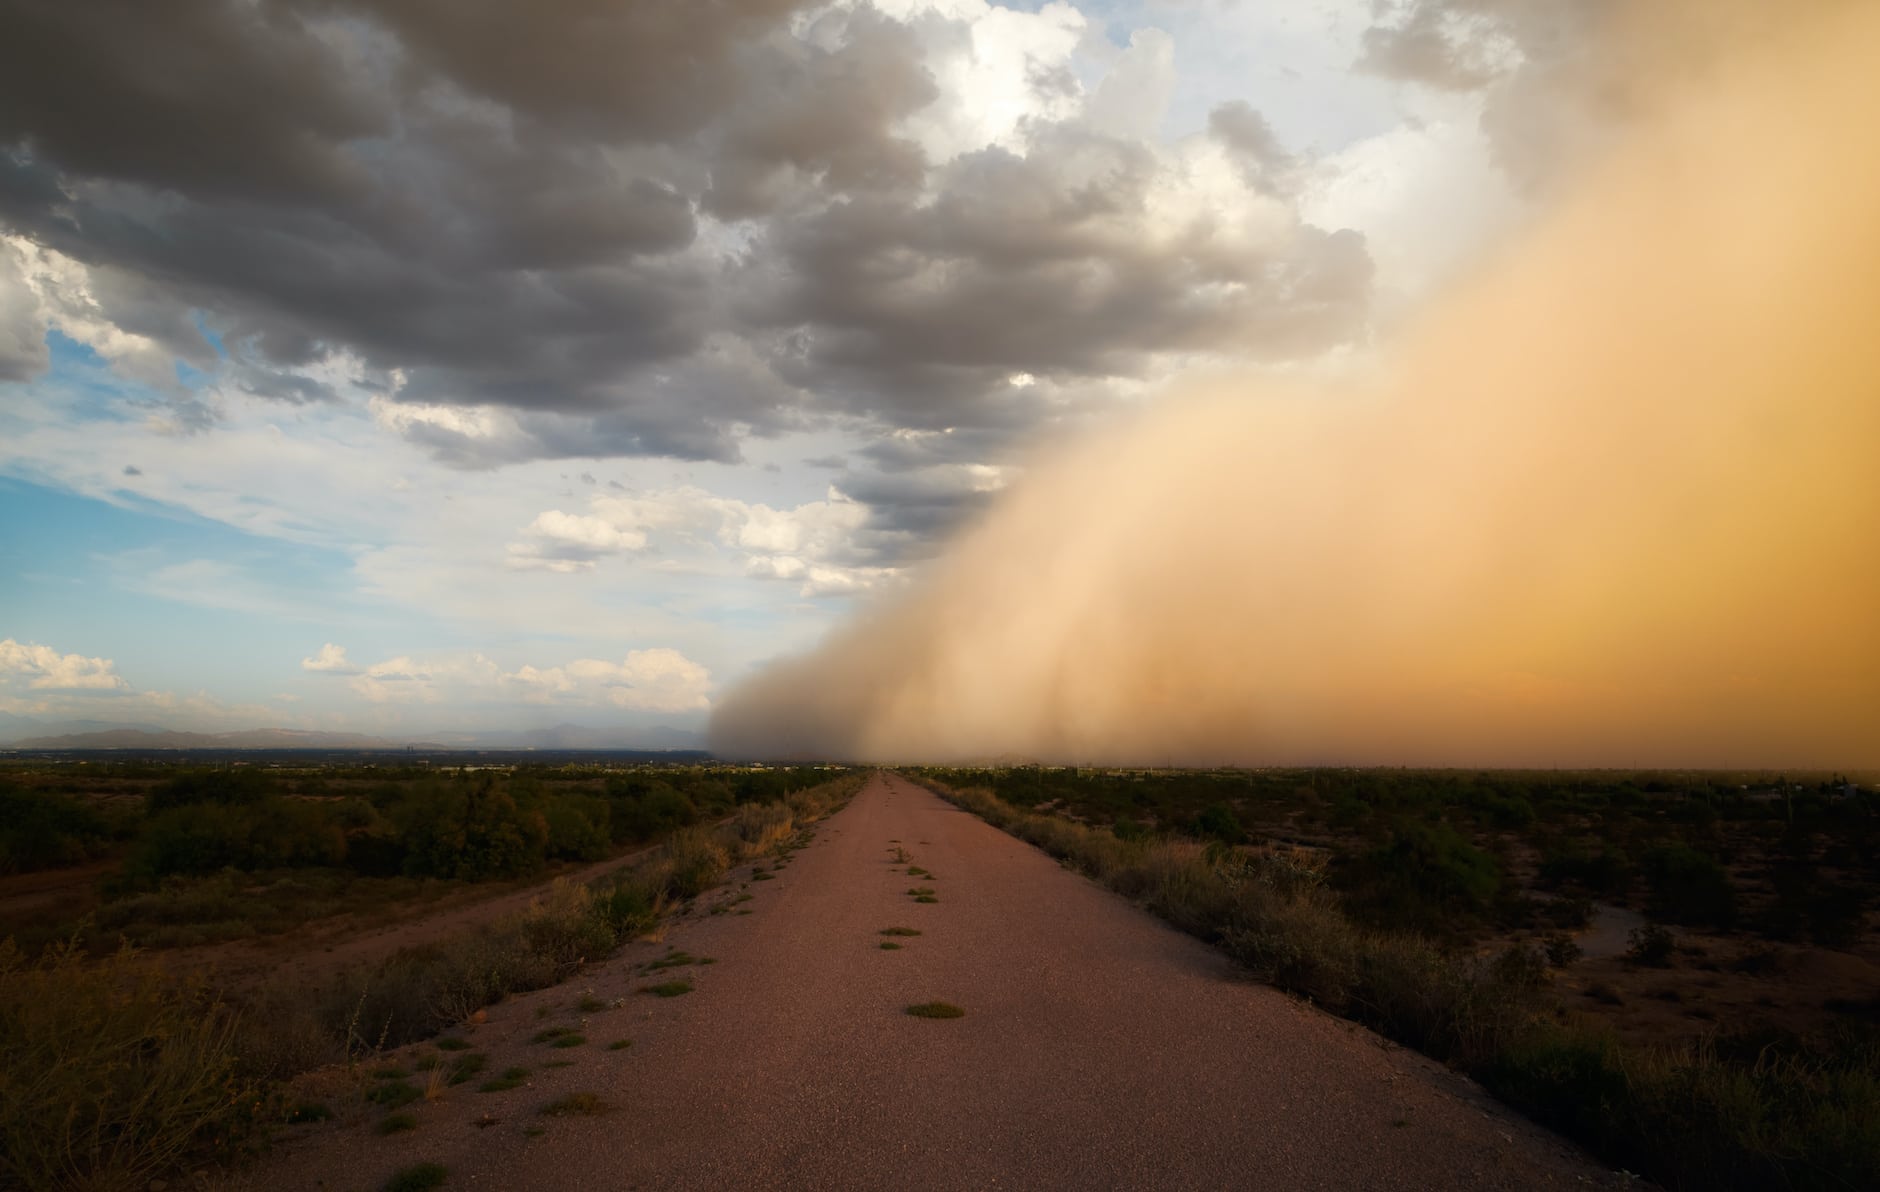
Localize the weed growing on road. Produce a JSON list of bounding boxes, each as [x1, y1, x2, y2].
[[906, 1002, 965, 1019], [880, 927, 922, 936], [434, 1036, 471, 1051], [752, 872, 776, 881], [880, 942, 903, 950], [531, 1026, 574, 1044], [445, 1052, 487, 1086], [907, 886, 939, 903], [366, 1080, 422, 1110], [371, 1064, 409, 1080], [479, 1067, 529, 1092], [644, 950, 698, 971], [607, 1039, 632, 1050], [577, 995, 606, 1012], [890, 847, 912, 864], [907, 867, 930, 877], [542, 1059, 574, 1069], [382, 1162, 447, 1192], [551, 1033, 586, 1048], [540, 1092, 611, 1116], [640, 979, 693, 997], [376, 1112, 417, 1135]]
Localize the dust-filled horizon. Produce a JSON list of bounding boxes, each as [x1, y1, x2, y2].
[[710, 2, 1880, 768]]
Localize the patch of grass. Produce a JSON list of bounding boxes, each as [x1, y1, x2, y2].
[[366, 1080, 423, 1109], [907, 867, 930, 877], [434, 1036, 472, 1051], [639, 980, 693, 998], [576, 995, 606, 1013], [444, 1052, 487, 1086], [906, 1001, 965, 1019], [880, 942, 903, 950], [607, 1039, 632, 1051], [285, 1101, 332, 1124], [880, 926, 922, 937], [371, 1064, 411, 1080], [644, 950, 697, 971], [913, 894, 939, 904], [542, 1059, 575, 1069], [530, 1026, 576, 1044], [550, 1033, 586, 1048], [522, 1124, 546, 1138], [412, 1053, 440, 1071], [0, 940, 257, 1192], [540, 1092, 610, 1116], [376, 1112, 418, 1135], [382, 1161, 447, 1192], [478, 1067, 529, 1093], [752, 872, 776, 881]]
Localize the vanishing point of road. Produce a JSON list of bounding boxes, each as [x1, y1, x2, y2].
[[264, 771, 1618, 1190]]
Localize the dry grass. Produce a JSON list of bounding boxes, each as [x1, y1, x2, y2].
[[0, 939, 255, 1192]]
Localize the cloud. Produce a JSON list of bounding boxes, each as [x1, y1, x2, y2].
[[1, 0, 1374, 486], [341, 647, 711, 713], [504, 483, 901, 596], [0, 638, 129, 690], [506, 510, 649, 573], [505, 649, 712, 713], [301, 643, 359, 673]]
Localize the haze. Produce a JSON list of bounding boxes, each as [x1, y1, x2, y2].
[[711, 1, 1880, 767]]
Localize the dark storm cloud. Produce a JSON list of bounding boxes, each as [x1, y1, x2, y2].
[[0, 0, 1373, 507], [1208, 101, 1296, 195], [741, 123, 1371, 431]]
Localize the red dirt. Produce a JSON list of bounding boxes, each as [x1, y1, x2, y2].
[[256, 772, 1621, 1189]]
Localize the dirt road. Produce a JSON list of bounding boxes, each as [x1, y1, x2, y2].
[[263, 772, 1616, 1190]]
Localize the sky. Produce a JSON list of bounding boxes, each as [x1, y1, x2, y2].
[[0, 0, 1711, 745]]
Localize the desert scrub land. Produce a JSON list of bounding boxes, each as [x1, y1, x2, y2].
[[0, 761, 858, 1191], [909, 768, 1879, 1192]]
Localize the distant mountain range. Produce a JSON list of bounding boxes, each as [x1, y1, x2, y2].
[[0, 720, 706, 752]]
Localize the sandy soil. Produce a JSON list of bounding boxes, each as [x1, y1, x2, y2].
[[254, 772, 1623, 1190]]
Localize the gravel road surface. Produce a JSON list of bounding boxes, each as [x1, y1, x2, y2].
[[261, 771, 1618, 1191]]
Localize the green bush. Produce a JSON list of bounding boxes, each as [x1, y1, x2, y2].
[[147, 767, 278, 812], [130, 798, 347, 879], [396, 785, 546, 880], [1642, 844, 1737, 928], [1340, 819, 1502, 935], [0, 785, 114, 874]]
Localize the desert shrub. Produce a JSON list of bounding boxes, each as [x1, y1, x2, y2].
[[662, 827, 728, 900], [1112, 816, 1148, 841], [517, 879, 616, 971], [1340, 819, 1502, 936], [0, 940, 256, 1191], [397, 785, 546, 880], [1542, 932, 1584, 967], [130, 798, 346, 879], [723, 801, 795, 858], [1195, 802, 1246, 844], [604, 779, 698, 843], [541, 797, 609, 862], [1626, 923, 1676, 967], [0, 785, 114, 873], [1538, 843, 1632, 898], [1641, 844, 1737, 928], [147, 767, 278, 812]]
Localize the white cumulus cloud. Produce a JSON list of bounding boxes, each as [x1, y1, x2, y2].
[[300, 643, 360, 673], [0, 638, 130, 691]]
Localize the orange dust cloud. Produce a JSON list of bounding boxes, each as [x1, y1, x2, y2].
[[711, 2, 1880, 767]]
